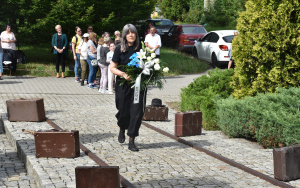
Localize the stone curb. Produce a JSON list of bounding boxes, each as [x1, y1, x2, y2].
[[1, 113, 98, 188]]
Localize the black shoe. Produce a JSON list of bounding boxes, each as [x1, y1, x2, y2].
[[81, 80, 84, 86], [118, 129, 125, 143], [128, 138, 139, 152]]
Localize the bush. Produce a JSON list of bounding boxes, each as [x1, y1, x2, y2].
[[231, 0, 300, 98], [216, 87, 300, 148], [182, 0, 204, 24], [201, 0, 247, 27], [180, 68, 234, 130]]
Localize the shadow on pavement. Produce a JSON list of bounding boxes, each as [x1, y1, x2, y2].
[[46, 110, 64, 115], [133, 176, 233, 187], [139, 141, 190, 150], [164, 76, 184, 79], [139, 138, 212, 150], [0, 81, 23, 85], [0, 151, 27, 184], [80, 132, 115, 144]]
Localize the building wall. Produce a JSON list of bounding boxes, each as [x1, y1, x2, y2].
[[204, 0, 214, 10]]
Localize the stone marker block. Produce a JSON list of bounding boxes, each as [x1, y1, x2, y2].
[[175, 111, 202, 137], [75, 166, 120, 188]]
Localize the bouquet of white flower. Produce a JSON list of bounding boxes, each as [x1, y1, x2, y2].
[[118, 42, 169, 103]]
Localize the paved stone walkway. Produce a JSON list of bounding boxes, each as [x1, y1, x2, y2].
[[0, 116, 36, 187], [0, 74, 299, 188]]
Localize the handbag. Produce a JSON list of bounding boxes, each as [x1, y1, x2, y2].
[[91, 59, 98, 67]]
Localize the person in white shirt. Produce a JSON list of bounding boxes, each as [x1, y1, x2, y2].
[[145, 26, 162, 58], [1, 24, 17, 72], [0, 39, 3, 80], [78, 33, 89, 86], [106, 43, 116, 94]]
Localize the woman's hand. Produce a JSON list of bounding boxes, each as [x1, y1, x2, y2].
[[121, 72, 132, 81], [73, 55, 77, 60]]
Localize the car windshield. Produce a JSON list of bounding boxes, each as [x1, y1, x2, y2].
[[153, 20, 174, 26], [182, 27, 206, 34], [223, 35, 234, 43]]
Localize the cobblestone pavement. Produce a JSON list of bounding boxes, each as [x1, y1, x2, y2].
[[0, 115, 36, 187], [0, 74, 299, 188]]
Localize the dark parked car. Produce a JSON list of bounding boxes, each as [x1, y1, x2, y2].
[[137, 19, 174, 41], [146, 19, 174, 36], [162, 24, 207, 52]]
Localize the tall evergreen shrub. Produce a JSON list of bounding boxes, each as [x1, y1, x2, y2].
[[180, 69, 234, 130], [231, 0, 300, 98]]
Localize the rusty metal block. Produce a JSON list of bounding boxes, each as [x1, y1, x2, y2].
[[34, 130, 80, 158], [6, 98, 46, 122], [273, 144, 300, 181], [175, 111, 202, 137], [143, 106, 168, 121], [75, 166, 120, 188]]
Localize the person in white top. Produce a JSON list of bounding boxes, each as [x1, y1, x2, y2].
[[145, 26, 162, 58], [106, 43, 116, 94], [78, 33, 89, 86], [1, 24, 17, 71], [0, 38, 3, 80], [97, 37, 103, 65]]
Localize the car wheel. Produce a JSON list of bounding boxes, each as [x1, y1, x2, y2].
[[211, 53, 219, 68], [192, 47, 198, 58]]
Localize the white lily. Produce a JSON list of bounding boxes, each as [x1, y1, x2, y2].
[[137, 49, 147, 59], [163, 67, 169, 73], [151, 53, 156, 58]]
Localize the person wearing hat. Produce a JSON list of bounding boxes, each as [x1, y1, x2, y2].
[[98, 36, 110, 94], [78, 33, 89, 86]]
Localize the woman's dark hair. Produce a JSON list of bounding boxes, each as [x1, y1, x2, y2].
[[75, 26, 80, 32], [121, 24, 139, 52], [5, 24, 11, 30]]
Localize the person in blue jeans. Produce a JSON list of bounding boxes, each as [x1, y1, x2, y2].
[[86, 32, 98, 89], [71, 26, 82, 82]]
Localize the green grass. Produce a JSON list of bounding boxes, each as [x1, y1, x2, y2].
[[6, 44, 210, 77], [14, 43, 74, 77], [160, 47, 211, 75]]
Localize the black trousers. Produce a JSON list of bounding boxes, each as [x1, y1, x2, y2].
[[55, 53, 65, 73], [3, 49, 17, 72], [115, 78, 147, 137]]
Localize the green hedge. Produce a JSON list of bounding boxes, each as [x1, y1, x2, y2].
[[180, 68, 234, 130], [216, 87, 300, 148]]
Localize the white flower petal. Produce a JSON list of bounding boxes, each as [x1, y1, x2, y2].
[[154, 63, 160, 70]]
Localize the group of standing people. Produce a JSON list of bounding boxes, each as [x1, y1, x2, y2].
[[52, 23, 162, 151], [0, 24, 17, 80], [51, 25, 121, 94]]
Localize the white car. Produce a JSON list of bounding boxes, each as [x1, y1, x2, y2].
[[192, 30, 236, 67]]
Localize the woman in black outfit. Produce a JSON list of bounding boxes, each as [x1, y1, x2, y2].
[[51, 25, 68, 78], [110, 24, 146, 152]]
